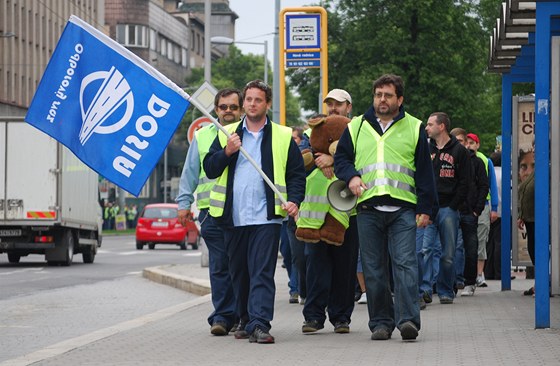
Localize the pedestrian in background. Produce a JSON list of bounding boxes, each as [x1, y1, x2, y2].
[[177, 88, 243, 336]]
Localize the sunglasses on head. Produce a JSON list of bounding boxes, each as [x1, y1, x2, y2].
[[217, 104, 240, 111]]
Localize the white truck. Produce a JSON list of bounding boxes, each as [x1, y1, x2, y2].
[[0, 117, 102, 265]]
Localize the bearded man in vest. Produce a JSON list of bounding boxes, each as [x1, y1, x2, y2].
[[177, 88, 243, 336], [334, 74, 436, 341], [203, 80, 306, 344]]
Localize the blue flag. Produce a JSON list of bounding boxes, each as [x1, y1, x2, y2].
[[25, 16, 191, 196]]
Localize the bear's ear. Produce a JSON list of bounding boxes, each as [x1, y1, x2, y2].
[[307, 115, 326, 128]]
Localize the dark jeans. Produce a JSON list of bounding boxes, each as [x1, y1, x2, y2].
[[225, 224, 281, 334], [459, 213, 479, 286], [485, 217, 502, 279], [287, 217, 306, 298], [303, 216, 359, 326], [199, 209, 236, 329], [280, 220, 298, 295]]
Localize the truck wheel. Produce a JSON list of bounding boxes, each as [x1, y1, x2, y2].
[[61, 230, 74, 266], [7, 252, 21, 263], [148, 243, 155, 250], [179, 242, 187, 250], [136, 241, 144, 250], [82, 245, 96, 263]]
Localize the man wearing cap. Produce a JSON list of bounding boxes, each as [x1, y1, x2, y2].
[[466, 133, 499, 288], [324, 88, 353, 117]]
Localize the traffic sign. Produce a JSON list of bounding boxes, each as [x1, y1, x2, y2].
[[187, 116, 213, 144], [286, 14, 321, 49]]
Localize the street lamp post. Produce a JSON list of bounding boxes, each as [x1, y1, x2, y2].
[[210, 36, 268, 84]]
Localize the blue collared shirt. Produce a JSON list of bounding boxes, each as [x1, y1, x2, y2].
[[232, 118, 282, 226], [175, 136, 201, 210]]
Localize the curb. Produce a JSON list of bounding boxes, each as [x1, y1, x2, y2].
[[142, 265, 211, 296]]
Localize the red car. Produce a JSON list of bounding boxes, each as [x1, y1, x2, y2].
[[135, 203, 199, 250]]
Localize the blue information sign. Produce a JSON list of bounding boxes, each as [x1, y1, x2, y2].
[[286, 60, 321, 68], [286, 52, 321, 59]]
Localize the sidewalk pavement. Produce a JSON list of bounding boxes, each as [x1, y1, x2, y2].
[[8, 262, 560, 366]]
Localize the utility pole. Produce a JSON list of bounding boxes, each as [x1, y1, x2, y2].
[[273, 0, 280, 124]]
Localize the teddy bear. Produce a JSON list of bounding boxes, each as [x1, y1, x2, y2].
[[295, 114, 351, 246]]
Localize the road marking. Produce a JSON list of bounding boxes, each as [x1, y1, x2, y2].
[[0, 295, 211, 366], [126, 271, 142, 275], [182, 252, 202, 257], [0, 268, 46, 276]]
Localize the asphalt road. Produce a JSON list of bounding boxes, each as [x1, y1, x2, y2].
[[0, 235, 200, 363], [0, 235, 202, 299]]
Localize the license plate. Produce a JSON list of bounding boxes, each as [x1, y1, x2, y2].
[[0, 229, 22, 236], [152, 222, 169, 228]]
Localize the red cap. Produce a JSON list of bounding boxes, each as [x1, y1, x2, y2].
[[466, 133, 479, 144]]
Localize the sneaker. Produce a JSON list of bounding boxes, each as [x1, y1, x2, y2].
[[371, 326, 392, 340], [357, 292, 367, 304], [419, 297, 426, 310], [302, 319, 324, 333], [299, 297, 306, 305], [455, 281, 465, 290], [439, 296, 454, 304], [399, 321, 418, 341], [249, 327, 275, 344], [476, 275, 488, 287], [461, 285, 476, 297], [289, 293, 299, 304], [234, 322, 249, 339], [422, 290, 432, 304], [210, 321, 228, 336], [334, 321, 350, 334]]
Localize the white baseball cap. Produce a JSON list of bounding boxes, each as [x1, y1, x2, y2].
[[323, 89, 352, 104]]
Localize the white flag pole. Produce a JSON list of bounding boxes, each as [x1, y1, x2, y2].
[[187, 97, 288, 206]]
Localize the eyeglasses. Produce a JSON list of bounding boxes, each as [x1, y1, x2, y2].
[[217, 104, 240, 111], [374, 92, 396, 100]]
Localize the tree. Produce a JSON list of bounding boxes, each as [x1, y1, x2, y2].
[[289, 0, 509, 155], [183, 46, 304, 128]]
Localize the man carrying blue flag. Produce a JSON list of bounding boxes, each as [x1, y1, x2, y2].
[[203, 80, 306, 344]]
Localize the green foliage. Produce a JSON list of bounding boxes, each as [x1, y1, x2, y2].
[[289, 0, 512, 155], [183, 45, 304, 128]]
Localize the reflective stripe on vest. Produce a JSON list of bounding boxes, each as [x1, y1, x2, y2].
[[297, 168, 350, 230], [194, 125, 218, 209], [476, 151, 491, 202], [349, 113, 420, 205], [209, 121, 292, 218]]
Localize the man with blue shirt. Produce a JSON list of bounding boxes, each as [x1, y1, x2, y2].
[[176, 88, 242, 336], [203, 80, 306, 344]]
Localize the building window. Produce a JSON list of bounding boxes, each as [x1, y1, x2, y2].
[[150, 29, 157, 51], [116, 24, 148, 48], [181, 48, 187, 67], [191, 30, 195, 51]]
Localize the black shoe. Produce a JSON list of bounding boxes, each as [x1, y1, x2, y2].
[[422, 290, 432, 304], [334, 321, 350, 334], [229, 322, 238, 333], [249, 327, 275, 344], [354, 292, 362, 302], [399, 321, 418, 341], [302, 319, 324, 333], [289, 293, 299, 304], [371, 326, 392, 340], [210, 321, 228, 336], [234, 321, 249, 339]]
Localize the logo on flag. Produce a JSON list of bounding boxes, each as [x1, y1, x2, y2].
[[25, 16, 191, 196]]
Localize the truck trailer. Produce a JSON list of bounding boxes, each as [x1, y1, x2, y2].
[[0, 117, 102, 265]]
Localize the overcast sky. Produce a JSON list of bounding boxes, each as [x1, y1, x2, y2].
[[228, 0, 317, 67]]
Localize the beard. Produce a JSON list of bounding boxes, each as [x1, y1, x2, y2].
[[374, 102, 399, 117]]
